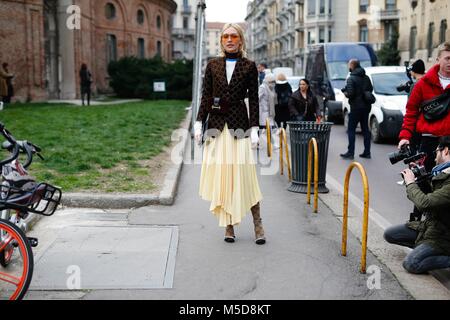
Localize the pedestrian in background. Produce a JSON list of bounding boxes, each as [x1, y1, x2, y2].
[[274, 73, 292, 130], [340, 59, 373, 160], [0, 62, 14, 105], [79, 63, 92, 106], [288, 78, 321, 122], [257, 63, 268, 85], [194, 23, 265, 245], [259, 73, 276, 130]]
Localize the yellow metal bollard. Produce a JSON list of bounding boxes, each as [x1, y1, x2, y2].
[[341, 162, 370, 274], [279, 128, 292, 181], [306, 138, 319, 213], [266, 119, 272, 158]]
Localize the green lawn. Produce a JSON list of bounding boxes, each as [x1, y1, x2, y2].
[[0, 100, 189, 192]]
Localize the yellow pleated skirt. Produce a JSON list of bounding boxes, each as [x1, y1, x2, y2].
[[199, 124, 263, 227]]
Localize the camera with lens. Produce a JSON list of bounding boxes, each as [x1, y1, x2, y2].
[[388, 145, 430, 182], [396, 61, 414, 94]]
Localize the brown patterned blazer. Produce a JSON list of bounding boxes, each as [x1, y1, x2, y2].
[[196, 56, 259, 138]]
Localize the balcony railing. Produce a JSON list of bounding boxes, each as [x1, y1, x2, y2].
[[379, 8, 400, 20], [172, 28, 195, 37]]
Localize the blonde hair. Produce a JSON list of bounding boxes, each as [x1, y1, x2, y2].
[[219, 23, 247, 58], [277, 73, 287, 81], [437, 41, 450, 57]]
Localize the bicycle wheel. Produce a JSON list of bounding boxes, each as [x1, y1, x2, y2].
[[0, 209, 14, 267], [0, 219, 33, 300]]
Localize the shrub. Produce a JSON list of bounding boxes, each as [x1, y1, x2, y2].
[[108, 56, 193, 100]]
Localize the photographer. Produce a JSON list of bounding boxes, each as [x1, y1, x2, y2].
[[398, 42, 450, 172], [384, 136, 450, 274], [407, 59, 425, 98]]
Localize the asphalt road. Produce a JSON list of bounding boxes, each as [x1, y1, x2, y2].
[[325, 123, 414, 226]]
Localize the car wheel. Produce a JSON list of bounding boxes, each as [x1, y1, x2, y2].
[[370, 117, 382, 143]]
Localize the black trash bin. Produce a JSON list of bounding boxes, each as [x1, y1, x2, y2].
[[287, 121, 332, 194]]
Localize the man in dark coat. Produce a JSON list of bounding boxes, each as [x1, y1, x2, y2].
[[384, 136, 450, 274], [340, 59, 374, 160]]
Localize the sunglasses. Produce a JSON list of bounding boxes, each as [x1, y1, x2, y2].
[[433, 146, 445, 157], [221, 34, 240, 41]]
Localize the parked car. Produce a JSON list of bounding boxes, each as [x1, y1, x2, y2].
[[286, 76, 304, 91], [342, 66, 410, 143], [305, 42, 378, 123]]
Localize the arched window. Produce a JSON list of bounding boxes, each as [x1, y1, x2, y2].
[[427, 22, 435, 58], [137, 9, 144, 25], [105, 3, 116, 20], [157, 41, 162, 56], [156, 15, 162, 30]]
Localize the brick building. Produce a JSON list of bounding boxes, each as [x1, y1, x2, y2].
[[0, 0, 177, 102]]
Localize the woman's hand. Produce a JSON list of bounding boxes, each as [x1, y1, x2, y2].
[[251, 127, 259, 149], [194, 121, 202, 145]]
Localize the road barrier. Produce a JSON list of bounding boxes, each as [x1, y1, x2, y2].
[[279, 128, 292, 181], [341, 162, 370, 274], [306, 137, 319, 213], [266, 119, 272, 158]]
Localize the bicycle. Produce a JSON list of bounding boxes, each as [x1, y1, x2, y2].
[[0, 122, 61, 300]]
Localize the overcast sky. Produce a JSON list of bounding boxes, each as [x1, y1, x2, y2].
[[204, 0, 250, 22]]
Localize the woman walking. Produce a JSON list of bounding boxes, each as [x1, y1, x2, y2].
[[288, 78, 322, 122], [194, 23, 265, 244], [274, 73, 292, 129]]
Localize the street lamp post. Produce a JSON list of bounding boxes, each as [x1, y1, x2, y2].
[[191, 0, 206, 159]]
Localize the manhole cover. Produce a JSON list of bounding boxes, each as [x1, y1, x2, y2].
[[30, 226, 178, 290]]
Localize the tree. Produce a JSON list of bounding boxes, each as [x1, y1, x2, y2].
[[377, 30, 401, 66]]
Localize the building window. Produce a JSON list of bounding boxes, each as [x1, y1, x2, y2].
[[105, 3, 116, 20], [440, 19, 447, 44], [427, 23, 435, 58], [308, 0, 316, 15], [385, 0, 396, 11], [183, 40, 189, 53], [409, 26, 417, 58], [138, 38, 145, 58], [329, 0, 332, 14], [359, 25, 368, 42], [328, 29, 332, 42], [320, 0, 325, 14], [137, 10, 144, 25], [307, 30, 316, 44], [106, 34, 117, 64], [360, 0, 369, 13], [157, 15, 162, 30], [319, 28, 325, 43], [157, 41, 162, 57], [183, 17, 189, 29]]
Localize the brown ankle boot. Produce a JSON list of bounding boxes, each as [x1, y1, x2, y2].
[[224, 225, 235, 243], [251, 203, 266, 245]]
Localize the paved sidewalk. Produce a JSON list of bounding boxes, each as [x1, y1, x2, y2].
[[26, 148, 413, 300]]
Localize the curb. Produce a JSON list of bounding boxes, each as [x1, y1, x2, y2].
[[59, 108, 192, 209], [318, 173, 450, 300]]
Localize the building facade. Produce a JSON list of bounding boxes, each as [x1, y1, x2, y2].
[[172, 0, 196, 60], [246, 0, 349, 75], [347, 0, 400, 51], [0, 0, 177, 102], [397, 0, 448, 69]]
